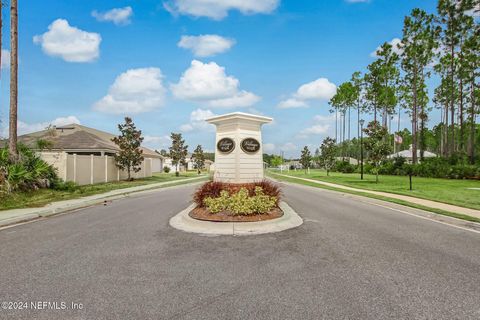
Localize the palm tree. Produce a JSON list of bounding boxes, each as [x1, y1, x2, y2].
[[8, 0, 18, 160]]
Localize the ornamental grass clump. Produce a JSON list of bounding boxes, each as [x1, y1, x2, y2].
[[203, 186, 277, 216]]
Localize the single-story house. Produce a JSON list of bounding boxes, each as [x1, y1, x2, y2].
[[163, 155, 214, 172], [1, 124, 164, 185], [335, 157, 359, 165], [388, 145, 437, 163]]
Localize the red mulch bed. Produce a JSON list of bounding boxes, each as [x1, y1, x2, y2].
[[189, 206, 283, 222]]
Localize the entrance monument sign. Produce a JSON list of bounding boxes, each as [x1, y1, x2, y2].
[[206, 112, 273, 183]]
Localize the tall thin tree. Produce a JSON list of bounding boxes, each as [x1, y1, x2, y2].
[[8, 0, 18, 160], [399, 8, 439, 164]]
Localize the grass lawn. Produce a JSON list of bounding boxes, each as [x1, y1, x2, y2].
[[268, 169, 480, 211], [0, 171, 208, 211]]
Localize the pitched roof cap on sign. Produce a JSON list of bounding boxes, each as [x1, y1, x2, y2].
[[206, 112, 273, 125]]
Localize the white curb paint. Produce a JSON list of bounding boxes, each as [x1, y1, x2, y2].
[[169, 201, 303, 236]]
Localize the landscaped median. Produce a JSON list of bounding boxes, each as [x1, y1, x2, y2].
[[268, 170, 480, 223], [0, 173, 208, 228]]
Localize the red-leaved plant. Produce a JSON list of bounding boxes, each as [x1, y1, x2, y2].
[[193, 180, 282, 207]]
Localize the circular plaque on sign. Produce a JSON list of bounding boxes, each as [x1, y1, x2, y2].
[[241, 138, 261, 154], [217, 138, 235, 154]]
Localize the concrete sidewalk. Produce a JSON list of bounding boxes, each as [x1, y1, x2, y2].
[[0, 176, 208, 228], [270, 172, 480, 220]]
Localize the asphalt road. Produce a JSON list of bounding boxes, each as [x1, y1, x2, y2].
[[0, 182, 479, 320]]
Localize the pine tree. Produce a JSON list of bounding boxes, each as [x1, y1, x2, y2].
[[399, 8, 439, 163], [437, 0, 461, 155], [191, 144, 205, 174], [169, 133, 188, 177], [112, 117, 144, 181], [365, 43, 399, 129], [456, 0, 476, 153], [330, 82, 357, 157], [351, 71, 364, 139], [462, 20, 479, 163]]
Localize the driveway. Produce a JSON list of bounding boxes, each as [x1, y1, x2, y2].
[[0, 182, 479, 319]]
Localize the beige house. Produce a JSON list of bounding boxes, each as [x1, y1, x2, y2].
[[388, 145, 437, 163], [163, 156, 214, 172], [2, 124, 164, 185]]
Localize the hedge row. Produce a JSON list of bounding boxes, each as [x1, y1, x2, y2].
[[331, 157, 480, 180]]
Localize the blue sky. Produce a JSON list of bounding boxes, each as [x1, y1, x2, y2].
[[0, 0, 439, 157]]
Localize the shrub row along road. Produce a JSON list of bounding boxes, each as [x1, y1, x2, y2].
[[0, 183, 479, 319]]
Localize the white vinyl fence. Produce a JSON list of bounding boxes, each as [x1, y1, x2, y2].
[[40, 152, 154, 186]]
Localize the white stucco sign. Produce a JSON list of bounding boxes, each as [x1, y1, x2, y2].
[[206, 112, 273, 183]]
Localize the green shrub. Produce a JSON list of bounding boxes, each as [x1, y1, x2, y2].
[[414, 157, 451, 178], [194, 180, 281, 207], [163, 166, 171, 173], [379, 157, 407, 176], [228, 188, 256, 215], [363, 163, 374, 174], [0, 145, 59, 192], [251, 186, 277, 214], [448, 165, 477, 179], [335, 161, 356, 173], [51, 180, 78, 192], [203, 190, 230, 213], [203, 187, 277, 216]]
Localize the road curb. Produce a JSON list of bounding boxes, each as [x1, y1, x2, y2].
[[0, 177, 208, 229], [169, 201, 304, 236], [268, 172, 480, 221]]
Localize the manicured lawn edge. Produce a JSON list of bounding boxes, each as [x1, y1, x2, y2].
[[269, 170, 480, 210], [268, 172, 480, 224], [0, 177, 210, 229], [0, 175, 209, 211]]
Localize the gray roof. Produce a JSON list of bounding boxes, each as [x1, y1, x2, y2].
[[1, 124, 162, 158], [388, 149, 437, 159]]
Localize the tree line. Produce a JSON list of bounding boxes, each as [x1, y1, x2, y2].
[[329, 0, 479, 165]]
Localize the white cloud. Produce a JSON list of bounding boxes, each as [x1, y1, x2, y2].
[[143, 135, 171, 150], [278, 78, 337, 109], [93, 68, 166, 114], [280, 142, 297, 152], [295, 78, 337, 100], [208, 91, 260, 108], [171, 60, 260, 108], [299, 125, 330, 136], [92, 7, 133, 26], [296, 113, 335, 139], [178, 35, 235, 57], [313, 114, 335, 122], [33, 19, 101, 63], [180, 109, 216, 132], [263, 143, 275, 153], [277, 98, 308, 109], [370, 38, 402, 58], [1, 49, 10, 69], [164, 0, 279, 20], [1, 116, 81, 138]]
